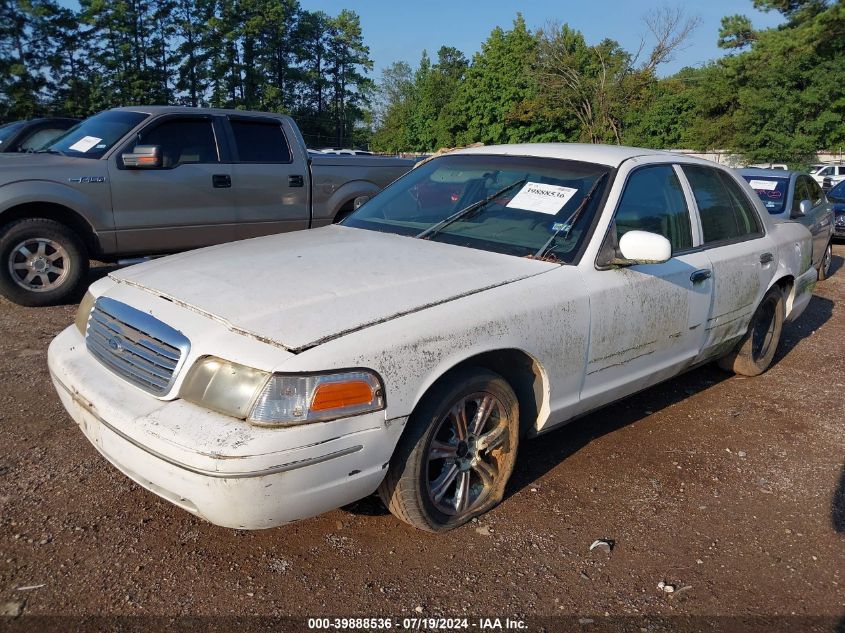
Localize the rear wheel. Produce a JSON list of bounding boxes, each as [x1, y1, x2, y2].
[[717, 285, 784, 376], [0, 218, 88, 307], [379, 368, 520, 532], [818, 241, 833, 281]]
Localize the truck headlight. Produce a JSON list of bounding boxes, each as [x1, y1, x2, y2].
[[75, 291, 95, 335], [181, 357, 385, 426]]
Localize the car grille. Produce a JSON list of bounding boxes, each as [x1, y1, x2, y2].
[[84, 297, 190, 396]]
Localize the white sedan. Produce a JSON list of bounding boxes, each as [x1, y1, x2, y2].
[[48, 144, 817, 532]]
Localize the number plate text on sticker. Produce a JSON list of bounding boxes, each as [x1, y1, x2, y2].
[[506, 182, 578, 215]]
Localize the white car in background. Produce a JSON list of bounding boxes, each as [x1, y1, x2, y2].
[[48, 144, 817, 532], [811, 163, 845, 190]]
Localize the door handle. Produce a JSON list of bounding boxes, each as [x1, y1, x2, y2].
[[759, 252, 774, 265], [212, 174, 231, 188], [690, 269, 712, 284], [288, 174, 304, 188]]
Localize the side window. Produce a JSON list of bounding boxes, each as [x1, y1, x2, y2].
[[612, 165, 692, 253], [792, 177, 811, 214], [133, 118, 218, 168], [230, 119, 291, 163], [806, 177, 824, 206], [683, 165, 761, 244]]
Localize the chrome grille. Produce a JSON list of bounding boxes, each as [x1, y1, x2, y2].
[[85, 297, 190, 396]]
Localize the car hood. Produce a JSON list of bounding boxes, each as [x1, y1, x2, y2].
[[109, 225, 559, 352], [0, 153, 99, 178]]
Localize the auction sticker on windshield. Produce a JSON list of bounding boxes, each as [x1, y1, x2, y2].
[[748, 179, 779, 191], [68, 136, 103, 153], [506, 182, 578, 215]]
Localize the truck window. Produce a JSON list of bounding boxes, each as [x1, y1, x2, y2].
[[230, 119, 291, 163], [132, 118, 219, 168]]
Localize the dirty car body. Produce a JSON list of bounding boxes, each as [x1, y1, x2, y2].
[[48, 144, 817, 531]]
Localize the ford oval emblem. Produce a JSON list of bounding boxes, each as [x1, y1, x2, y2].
[[107, 336, 123, 352]]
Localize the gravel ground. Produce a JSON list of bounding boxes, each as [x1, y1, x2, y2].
[[0, 247, 843, 632]]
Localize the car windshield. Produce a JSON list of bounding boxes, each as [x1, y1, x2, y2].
[[343, 154, 611, 261], [828, 180, 845, 202], [42, 110, 149, 159], [0, 121, 25, 147], [742, 175, 789, 214]]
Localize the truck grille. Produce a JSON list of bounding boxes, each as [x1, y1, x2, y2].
[[84, 297, 190, 396]]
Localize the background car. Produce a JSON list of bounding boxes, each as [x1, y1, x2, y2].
[[810, 163, 845, 190], [0, 117, 79, 153], [827, 179, 845, 240], [739, 168, 834, 280]]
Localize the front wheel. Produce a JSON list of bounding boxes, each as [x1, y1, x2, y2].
[[717, 285, 785, 377], [818, 241, 833, 281], [379, 368, 520, 532], [0, 218, 89, 307]]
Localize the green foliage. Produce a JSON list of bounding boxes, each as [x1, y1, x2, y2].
[[0, 0, 373, 148], [718, 14, 757, 49]]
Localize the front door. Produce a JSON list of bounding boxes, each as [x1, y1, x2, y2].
[[108, 115, 238, 254], [579, 164, 713, 411]]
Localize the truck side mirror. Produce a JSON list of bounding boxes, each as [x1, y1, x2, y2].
[[122, 145, 162, 169]]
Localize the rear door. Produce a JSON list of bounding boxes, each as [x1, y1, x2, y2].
[[680, 165, 775, 362], [225, 115, 310, 239], [579, 163, 714, 409], [108, 114, 238, 254]]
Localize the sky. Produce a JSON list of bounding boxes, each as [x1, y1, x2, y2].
[[58, 0, 784, 79]]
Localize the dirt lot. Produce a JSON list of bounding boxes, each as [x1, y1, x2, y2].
[[0, 247, 844, 631]]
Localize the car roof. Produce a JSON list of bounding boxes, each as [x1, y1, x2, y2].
[[109, 105, 289, 119], [451, 143, 700, 168], [737, 167, 797, 179]]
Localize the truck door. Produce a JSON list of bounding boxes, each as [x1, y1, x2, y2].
[[579, 164, 713, 411], [225, 115, 310, 239], [108, 114, 238, 254]]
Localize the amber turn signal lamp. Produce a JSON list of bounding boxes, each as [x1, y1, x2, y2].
[[310, 380, 375, 412]]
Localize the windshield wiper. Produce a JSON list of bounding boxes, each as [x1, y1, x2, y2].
[[416, 178, 527, 240], [532, 173, 608, 261], [35, 149, 66, 156]]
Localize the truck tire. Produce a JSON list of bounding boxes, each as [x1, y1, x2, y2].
[[717, 285, 784, 377], [0, 218, 89, 307], [378, 367, 520, 532]]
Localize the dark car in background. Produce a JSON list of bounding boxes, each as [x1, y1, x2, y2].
[[739, 168, 834, 280], [826, 180, 845, 240], [0, 118, 79, 153]]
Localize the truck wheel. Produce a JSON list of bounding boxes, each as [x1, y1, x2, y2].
[[379, 368, 519, 532], [818, 241, 833, 281], [717, 285, 784, 377], [0, 218, 89, 307]]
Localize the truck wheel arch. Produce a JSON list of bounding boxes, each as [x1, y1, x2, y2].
[[0, 202, 101, 258]]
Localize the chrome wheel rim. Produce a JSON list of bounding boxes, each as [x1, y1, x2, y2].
[[7, 238, 69, 292], [821, 245, 832, 278], [425, 392, 510, 516]]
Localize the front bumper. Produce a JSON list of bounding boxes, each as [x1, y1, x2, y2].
[[48, 326, 406, 529]]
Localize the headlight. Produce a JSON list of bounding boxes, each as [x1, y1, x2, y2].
[[180, 356, 270, 419], [180, 357, 384, 427], [75, 291, 95, 335], [249, 370, 384, 426]]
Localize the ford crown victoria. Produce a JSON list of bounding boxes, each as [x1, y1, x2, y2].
[[48, 144, 817, 532]]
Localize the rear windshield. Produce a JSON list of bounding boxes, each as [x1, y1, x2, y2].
[[343, 154, 611, 261], [741, 175, 789, 215], [43, 111, 149, 159]]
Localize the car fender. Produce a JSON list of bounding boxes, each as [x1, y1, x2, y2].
[[0, 179, 113, 233]]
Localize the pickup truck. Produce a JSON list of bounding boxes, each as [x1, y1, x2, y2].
[[0, 106, 414, 306]]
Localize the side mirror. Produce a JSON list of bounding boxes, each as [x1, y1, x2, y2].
[[616, 230, 672, 265], [122, 145, 162, 169], [794, 199, 812, 217], [353, 195, 370, 210]]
